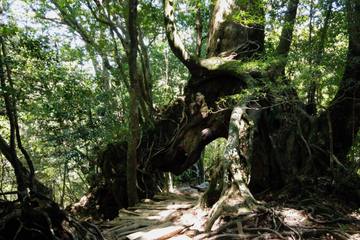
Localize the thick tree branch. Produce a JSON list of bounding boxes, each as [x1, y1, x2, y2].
[[163, 0, 199, 72], [195, 6, 203, 58]]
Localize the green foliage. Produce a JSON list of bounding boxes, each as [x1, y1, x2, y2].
[[0, 22, 127, 205], [348, 132, 360, 176], [150, 41, 188, 105], [203, 138, 227, 170], [285, 0, 348, 109], [0, 156, 17, 201], [0, 0, 193, 205], [231, 0, 265, 25], [172, 138, 227, 185]]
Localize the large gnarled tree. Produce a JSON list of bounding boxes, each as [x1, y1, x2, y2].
[[74, 0, 360, 221], [155, 0, 360, 227]]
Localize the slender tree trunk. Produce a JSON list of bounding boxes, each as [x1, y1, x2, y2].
[[3, 40, 35, 188], [138, 30, 154, 110], [127, 0, 140, 207], [276, 0, 300, 58], [164, 48, 169, 85], [195, 6, 203, 58], [307, 0, 333, 114], [272, 0, 300, 76], [164, 172, 174, 193], [163, 0, 198, 71], [307, 0, 315, 113], [197, 152, 205, 183], [0, 36, 28, 200], [60, 160, 68, 208]]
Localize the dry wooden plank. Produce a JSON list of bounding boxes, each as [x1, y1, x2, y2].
[[116, 217, 137, 221], [128, 203, 193, 211], [119, 208, 141, 216], [113, 222, 172, 239], [103, 220, 153, 234], [169, 235, 192, 240], [101, 219, 134, 227], [118, 209, 178, 222], [111, 228, 149, 239], [133, 209, 162, 215], [102, 192, 200, 240], [153, 193, 198, 201], [127, 225, 186, 240], [104, 221, 152, 235]]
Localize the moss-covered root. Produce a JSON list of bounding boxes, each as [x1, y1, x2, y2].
[[204, 105, 259, 232], [204, 182, 258, 232]]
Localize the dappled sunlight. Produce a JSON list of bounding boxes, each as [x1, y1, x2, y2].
[[179, 210, 206, 229], [278, 208, 310, 227], [348, 211, 360, 221], [127, 226, 185, 240], [145, 209, 176, 221]]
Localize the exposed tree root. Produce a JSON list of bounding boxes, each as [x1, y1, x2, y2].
[[0, 195, 104, 240], [201, 196, 359, 240], [201, 105, 261, 232]]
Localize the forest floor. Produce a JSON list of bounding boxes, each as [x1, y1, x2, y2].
[[99, 185, 360, 240]]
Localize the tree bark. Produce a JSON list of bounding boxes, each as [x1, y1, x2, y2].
[[127, 0, 140, 207], [163, 0, 199, 72], [276, 0, 300, 58], [207, 0, 265, 59], [195, 6, 203, 58]]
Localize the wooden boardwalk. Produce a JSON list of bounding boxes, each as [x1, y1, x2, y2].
[[101, 190, 207, 240]]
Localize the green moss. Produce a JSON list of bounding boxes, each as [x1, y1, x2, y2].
[[199, 57, 230, 70], [200, 57, 268, 75], [217, 59, 268, 76]]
